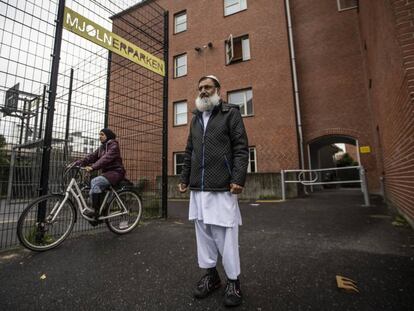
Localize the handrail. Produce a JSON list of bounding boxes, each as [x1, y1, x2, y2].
[[281, 166, 370, 206]]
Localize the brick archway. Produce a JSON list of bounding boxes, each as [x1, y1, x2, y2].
[[306, 128, 367, 146]]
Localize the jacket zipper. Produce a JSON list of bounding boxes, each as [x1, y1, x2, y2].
[[224, 155, 232, 176], [198, 116, 205, 191]]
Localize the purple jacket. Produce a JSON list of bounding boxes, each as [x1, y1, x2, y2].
[[76, 139, 126, 185]]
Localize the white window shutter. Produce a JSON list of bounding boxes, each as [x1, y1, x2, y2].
[[242, 37, 250, 60], [226, 34, 234, 64]]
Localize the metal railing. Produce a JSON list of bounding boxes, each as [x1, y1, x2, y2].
[[281, 166, 370, 206]]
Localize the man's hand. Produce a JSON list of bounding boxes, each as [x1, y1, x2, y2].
[[85, 166, 93, 172], [230, 183, 243, 194], [178, 183, 188, 193]]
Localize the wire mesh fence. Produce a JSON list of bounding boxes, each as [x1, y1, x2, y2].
[[0, 0, 167, 249]]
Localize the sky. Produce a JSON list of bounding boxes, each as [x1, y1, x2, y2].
[[0, 0, 144, 146]]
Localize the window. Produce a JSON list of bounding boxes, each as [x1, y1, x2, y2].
[[337, 0, 358, 11], [174, 101, 187, 126], [174, 152, 185, 175], [224, 0, 247, 16], [248, 147, 256, 173], [89, 139, 94, 146], [90, 148, 94, 153], [174, 11, 187, 34], [174, 54, 187, 78], [83, 147, 88, 153], [83, 138, 88, 145], [226, 34, 250, 64], [228, 88, 253, 116]]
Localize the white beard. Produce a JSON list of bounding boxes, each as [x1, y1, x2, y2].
[[195, 92, 221, 112]]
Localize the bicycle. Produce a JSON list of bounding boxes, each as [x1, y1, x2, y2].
[[17, 164, 143, 251]]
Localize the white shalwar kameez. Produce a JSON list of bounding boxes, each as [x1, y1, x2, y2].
[[189, 111, 242, 280]]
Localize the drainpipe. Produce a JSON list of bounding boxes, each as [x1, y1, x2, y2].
[[284, 0, 305, 170]]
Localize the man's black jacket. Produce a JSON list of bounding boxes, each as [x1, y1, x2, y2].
[[180, 101, 249, 191]]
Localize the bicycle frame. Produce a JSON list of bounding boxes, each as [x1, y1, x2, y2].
[[48, 177, 129, 223]]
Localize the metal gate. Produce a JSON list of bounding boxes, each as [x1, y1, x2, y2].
[[0, 0, 168, 249]]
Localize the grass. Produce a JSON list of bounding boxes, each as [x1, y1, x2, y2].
[[25, 228, 55, 245]]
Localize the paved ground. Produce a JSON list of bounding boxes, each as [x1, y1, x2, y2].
[[0, 189, 413, 310]]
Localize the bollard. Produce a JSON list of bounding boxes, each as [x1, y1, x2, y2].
[[359, 167, 370, 207]]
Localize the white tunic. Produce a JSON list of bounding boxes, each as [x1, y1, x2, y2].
[[188, 111, 242, 227]]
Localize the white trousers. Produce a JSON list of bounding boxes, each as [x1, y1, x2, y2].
[[195, 220, 240, 280]]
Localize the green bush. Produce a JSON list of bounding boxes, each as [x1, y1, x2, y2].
[[336, 153, 358, 167]]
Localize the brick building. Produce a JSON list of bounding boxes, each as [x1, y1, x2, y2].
[[114, 0, 414, 224]]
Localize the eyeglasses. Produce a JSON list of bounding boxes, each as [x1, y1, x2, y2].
[[198, 85, 215, 92]]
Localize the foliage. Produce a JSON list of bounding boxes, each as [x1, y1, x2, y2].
[[336, 152, 358, 167], [0, 134, 9, 166]]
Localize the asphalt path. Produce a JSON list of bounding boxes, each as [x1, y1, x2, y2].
[[0, 189, 413, 310]]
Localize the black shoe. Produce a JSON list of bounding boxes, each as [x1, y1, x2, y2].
[[224, 278, 242, 307], [193, 268, 221, 299], [84, 193, 103, 218], [83, 209, 96, 218]]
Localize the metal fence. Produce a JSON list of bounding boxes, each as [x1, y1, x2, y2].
[[0, 0, 168, 249]]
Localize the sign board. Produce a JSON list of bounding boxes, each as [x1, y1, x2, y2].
[[359, 146, 371, 154], [63, 7, 165, 77]]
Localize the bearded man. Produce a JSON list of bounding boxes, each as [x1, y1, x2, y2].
[[178, 75, 249, 307]]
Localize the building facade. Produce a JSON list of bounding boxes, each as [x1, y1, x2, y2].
[[115, 0, 414, 224]]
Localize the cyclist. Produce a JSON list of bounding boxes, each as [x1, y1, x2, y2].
[[75, 128, 126, 220]]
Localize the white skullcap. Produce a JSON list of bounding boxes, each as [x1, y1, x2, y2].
[[199, 75, 220, 88]]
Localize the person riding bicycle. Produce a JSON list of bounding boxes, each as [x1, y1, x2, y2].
[[74, 128, 126, 219]]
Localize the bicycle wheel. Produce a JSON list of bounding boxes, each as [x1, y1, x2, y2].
[[17, 194, 76, 251], [105, 190, 142, 234]]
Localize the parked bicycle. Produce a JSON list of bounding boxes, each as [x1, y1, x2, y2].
[[17, 164, 142, 251]]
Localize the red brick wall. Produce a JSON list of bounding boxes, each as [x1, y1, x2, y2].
[[109, 6, 165, 189], [156, 0, 300, 175], [290, 0, 380, 192], [359, 0, 414, 220]]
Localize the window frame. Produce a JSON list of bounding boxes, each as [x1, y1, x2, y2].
[[248, 146, 257, 173], [225, 34, 250, 65], [173, 100, 188, 126], [174, 10, 187, 34], [173, 53, 187, 78], [174, 152, 186, 175], [227, 87, 254, 117], [336, 0, 358, 12], [224, 0, 247, 17]]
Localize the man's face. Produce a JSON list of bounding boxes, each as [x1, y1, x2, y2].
[[198, 78, 218, 98]]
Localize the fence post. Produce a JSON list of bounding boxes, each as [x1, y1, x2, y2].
[[38, 0, 65, 209], [281, 170, 286, 201], [63, 68, 74, 162], [38, 85, 47, 139], [360, 166, 370, 206], [104, 51, 112, 128], [161, 10, 169, 219]]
